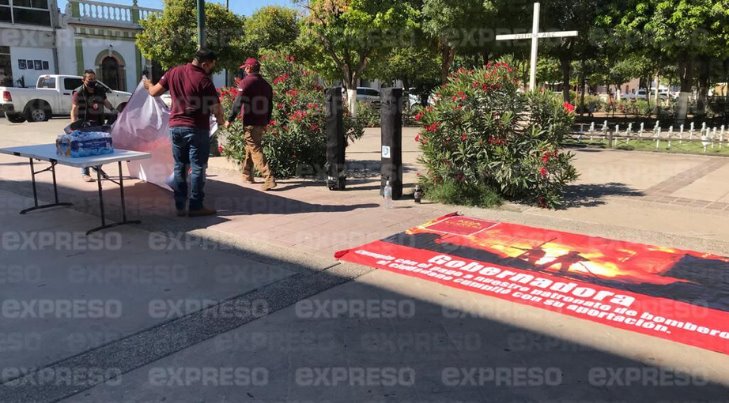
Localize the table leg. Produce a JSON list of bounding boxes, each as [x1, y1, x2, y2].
[[51, 161, 59, 204], [29, 158, 37, 208], [118, 161, 127, 222], [96, 165, 106, 228], [85, 162, 141, 235], [20, 159, 73, 215]]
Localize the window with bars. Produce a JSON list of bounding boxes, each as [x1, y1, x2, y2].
[[0, 46, 12, 87], [0, 0, 51, 26], [0, 0, 11, 23], [13, 0, 48, 9]]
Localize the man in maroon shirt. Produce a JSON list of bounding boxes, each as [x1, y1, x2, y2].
[[224, 58, 276, 191], [145, 49, 224, 217]]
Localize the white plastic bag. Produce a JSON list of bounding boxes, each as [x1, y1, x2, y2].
[[111, 80, 174, 190]]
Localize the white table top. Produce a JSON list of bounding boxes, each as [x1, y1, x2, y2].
[[0, 144, 151, 168]]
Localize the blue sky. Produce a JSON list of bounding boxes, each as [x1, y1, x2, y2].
[[56, 0, 298, 17]]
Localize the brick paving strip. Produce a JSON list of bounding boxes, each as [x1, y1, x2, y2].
[[642, 158, 729, 211]]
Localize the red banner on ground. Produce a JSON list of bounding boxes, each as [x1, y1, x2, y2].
[[336, 214, 729, 354]]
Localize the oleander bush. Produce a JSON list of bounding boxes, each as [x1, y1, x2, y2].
[[416, 62, 579, 208]]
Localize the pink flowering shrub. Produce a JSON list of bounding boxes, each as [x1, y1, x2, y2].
[[220, 51, 364, 178], [417, 63, 578, 208]]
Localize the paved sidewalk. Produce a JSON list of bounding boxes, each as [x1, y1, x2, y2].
[[1, 119, 729, 401]]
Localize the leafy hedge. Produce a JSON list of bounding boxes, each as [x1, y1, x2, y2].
[[416, 63, 579, 208]]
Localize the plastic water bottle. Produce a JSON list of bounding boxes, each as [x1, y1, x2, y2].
[[383, 179, 393, 209], [413, 185, 423, 204]]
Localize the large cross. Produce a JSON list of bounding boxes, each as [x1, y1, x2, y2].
[[495, 2, 578, 92]]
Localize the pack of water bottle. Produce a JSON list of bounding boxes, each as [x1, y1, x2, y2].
[[56, 127, 113, 158]]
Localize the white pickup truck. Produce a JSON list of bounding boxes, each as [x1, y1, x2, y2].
[[0, 75, 131, 123]]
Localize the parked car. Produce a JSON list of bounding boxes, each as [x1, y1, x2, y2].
[[651, 88, 671, 100], [406, 89, 420, 108], [348, 87, 380, 104], [626, 88, 672, 101], [0, 75, 131, 123], [633, 89, 648, 100]]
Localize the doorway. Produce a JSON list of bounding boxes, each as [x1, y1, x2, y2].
[[101, 56, 120, 91]]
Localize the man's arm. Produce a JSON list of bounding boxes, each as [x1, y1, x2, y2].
[[212, 103, 225, 127], [226, 92, 244, 127], [104, 99, 115, 111], [144, 70, 168, 97], [70, 92, 79, 121], [70, 103, 78, 122], [146, 81, 167, 97]]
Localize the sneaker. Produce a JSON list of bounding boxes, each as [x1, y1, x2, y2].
[[81, 174, 95, 182], [243, 173, 256, 184], [188, 206, 217, 217], [261, 178, 277, 191]]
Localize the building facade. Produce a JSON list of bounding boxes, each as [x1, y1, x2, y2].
[[2, 0, 230, 91], [58, 0, 158, 91], [0, 0, 60, 88]]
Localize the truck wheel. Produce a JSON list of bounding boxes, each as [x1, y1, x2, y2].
[[4, 112, 26, 123], [25, 101, 51, 122]]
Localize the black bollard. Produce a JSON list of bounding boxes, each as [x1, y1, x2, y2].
[[325, 87, 346, 190], [380, 88, 403, 199]]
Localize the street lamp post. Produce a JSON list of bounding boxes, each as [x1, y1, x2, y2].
[[225, 0, 229, 85], [197, 0, 206, 48]]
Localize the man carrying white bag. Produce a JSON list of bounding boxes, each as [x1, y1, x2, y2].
[[111, 51, 221, 217]]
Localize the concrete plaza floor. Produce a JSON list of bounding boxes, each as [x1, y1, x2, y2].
[[1, 118, 729, 401]]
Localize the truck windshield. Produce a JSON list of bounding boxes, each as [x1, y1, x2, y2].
[[37, 77, 56, 89]]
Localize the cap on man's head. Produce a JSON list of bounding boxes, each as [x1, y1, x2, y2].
[[241, 58, 260, 68]]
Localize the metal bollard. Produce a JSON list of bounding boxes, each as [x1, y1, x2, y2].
[[380, 88, 403, 200], [325, 87, 346, 190]]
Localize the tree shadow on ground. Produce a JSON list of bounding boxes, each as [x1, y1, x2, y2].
[[1, 174, 380, 235], [561, 182, 644, 208], [344, 160, 418, 178], [266, 160, 419, 192], [2, 188, 729, 400], [563, 145, 607, 152]]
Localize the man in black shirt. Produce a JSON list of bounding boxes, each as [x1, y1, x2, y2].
[[70, 69, 115, 182]]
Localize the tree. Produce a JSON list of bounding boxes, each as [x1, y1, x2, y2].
[[296, 0, 418, 113], [243, 6, 300, 57], [538, 0, 604, 102], [137, 0, 247, 72], [608, 0, 729, 121], [374, 43, 442, 104], [535, 57, 561, 88], [366, 16, 442, 103], [421, 0, 497, 83]]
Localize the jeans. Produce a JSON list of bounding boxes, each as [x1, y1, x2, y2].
[[81, 167, 99, 176], [170, 126, 210, 211]]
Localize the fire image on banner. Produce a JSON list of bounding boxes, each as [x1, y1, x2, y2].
[[335, 213, 729, 354]]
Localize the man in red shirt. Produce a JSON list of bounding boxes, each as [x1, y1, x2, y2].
[[225, 58, 276, 191], [145, 49, 224, 217]]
